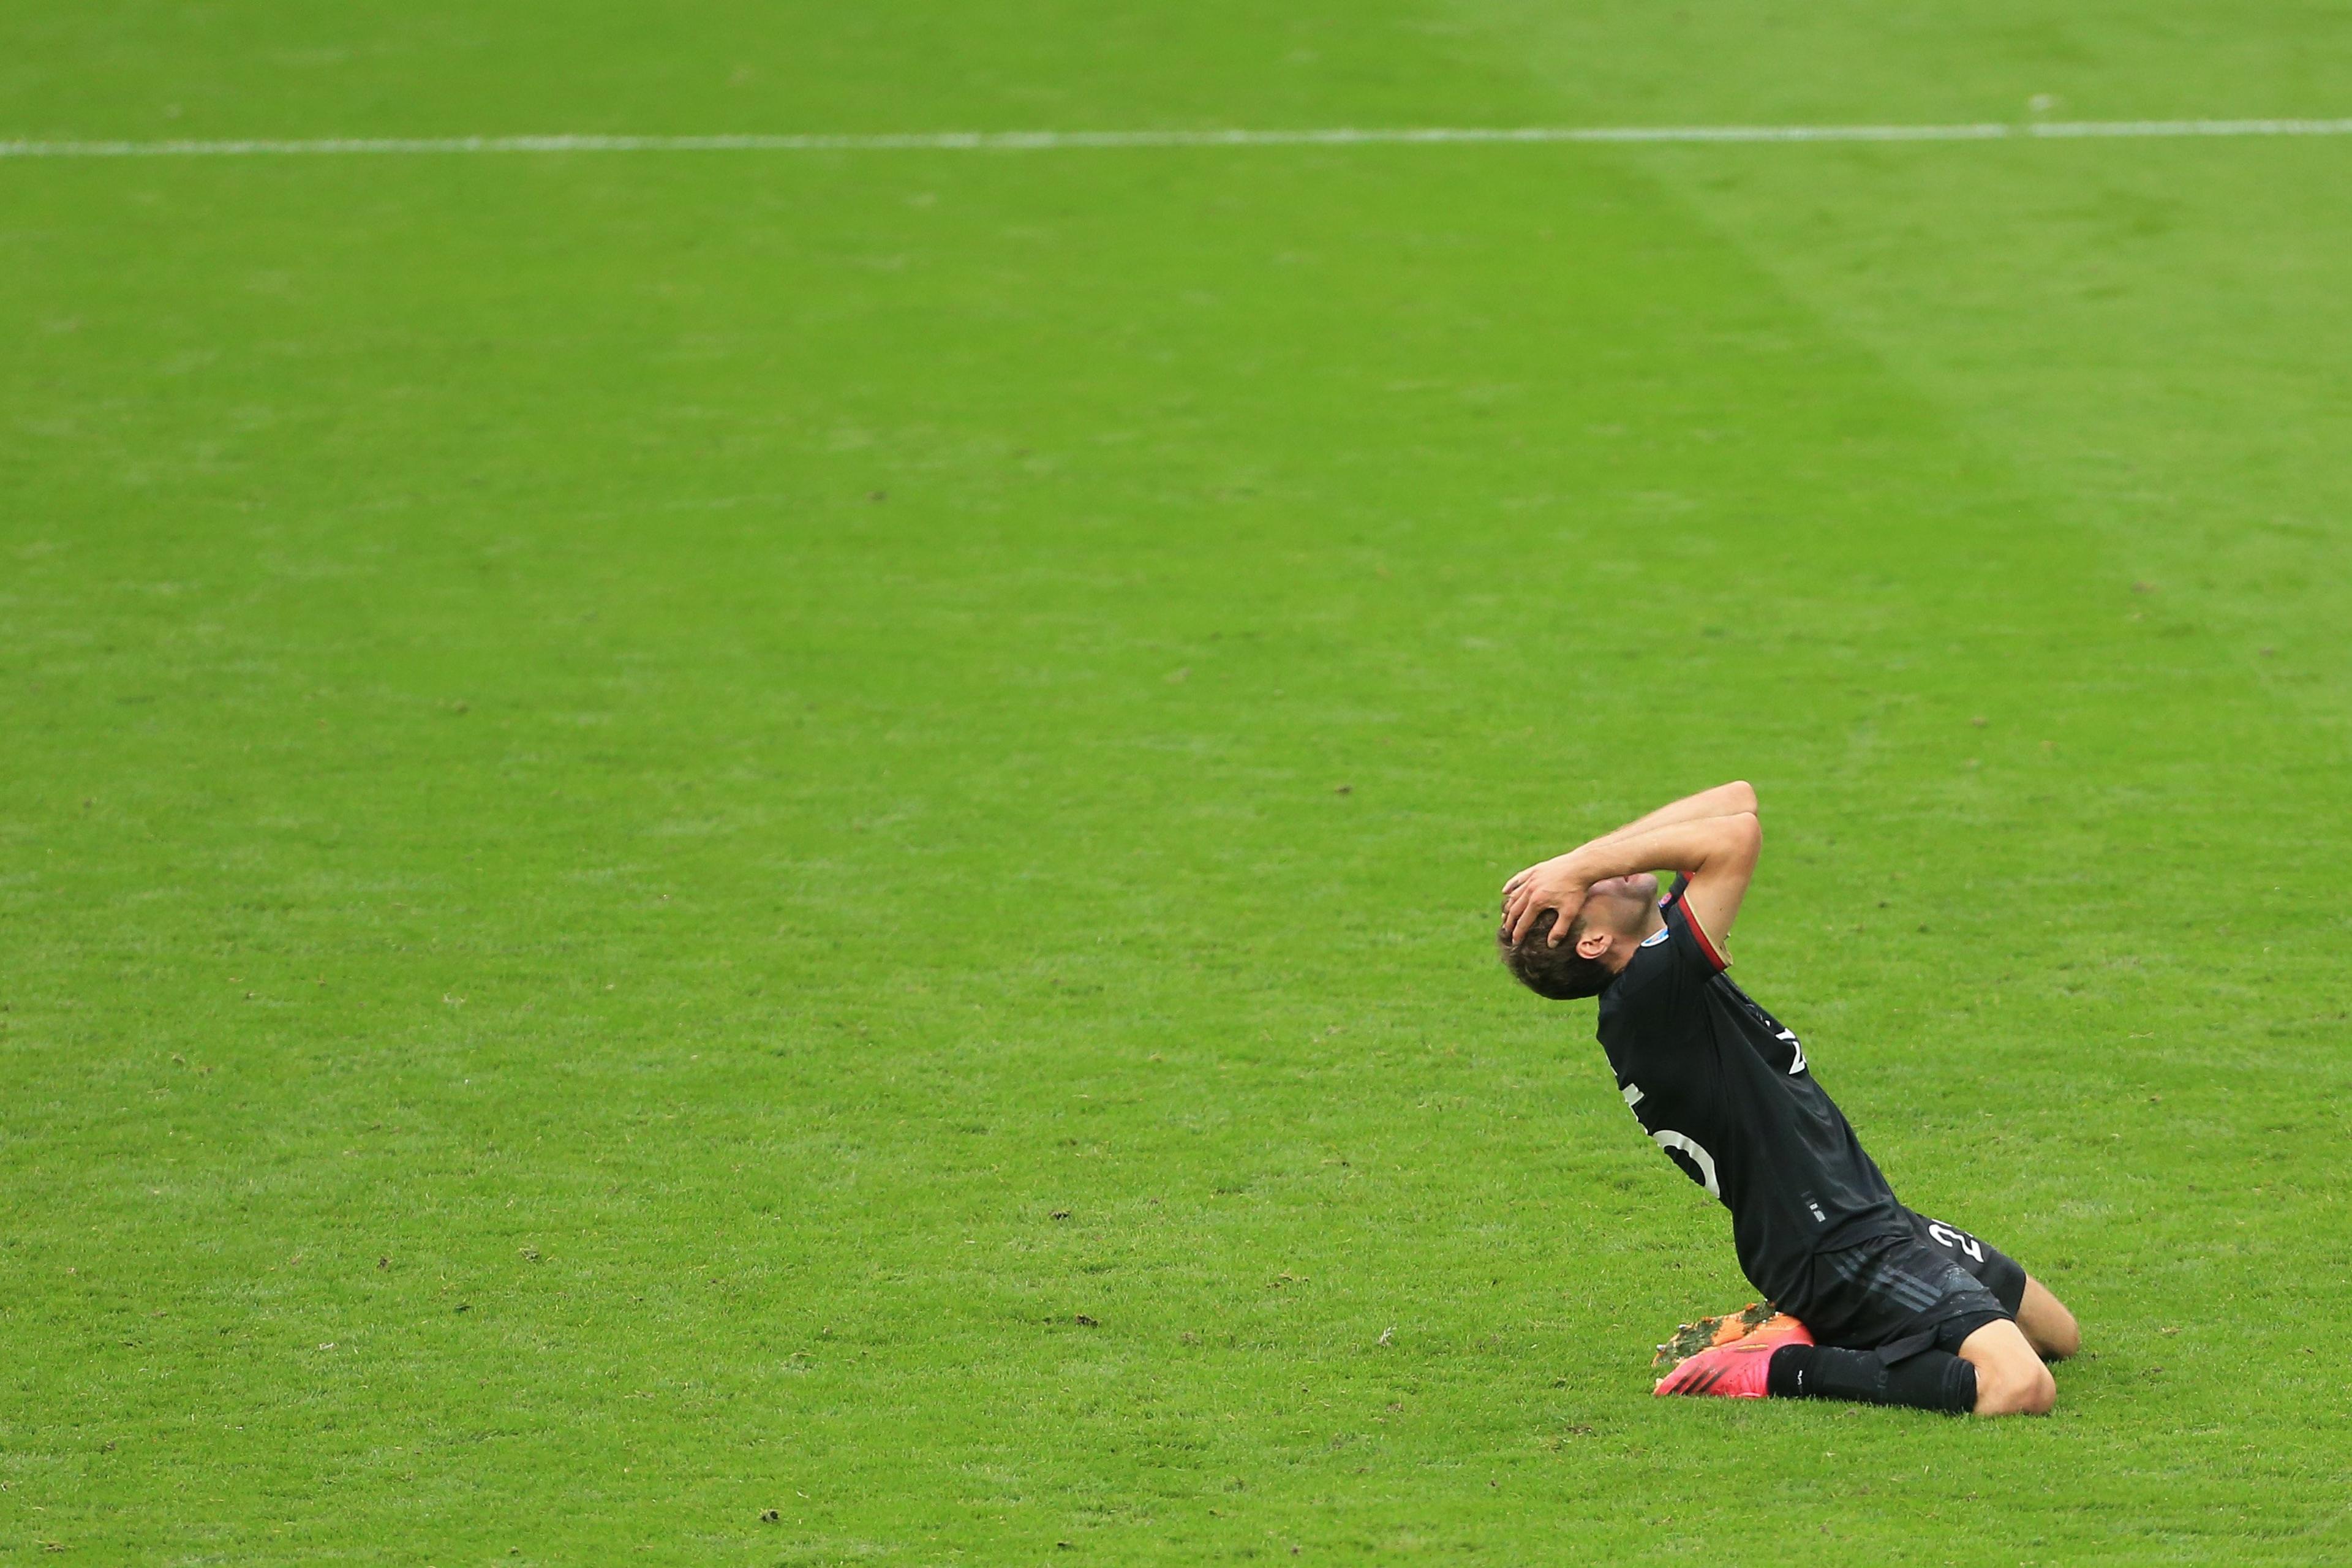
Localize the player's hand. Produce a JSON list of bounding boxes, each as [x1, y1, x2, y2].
[[1501, 855, 1589, 946]]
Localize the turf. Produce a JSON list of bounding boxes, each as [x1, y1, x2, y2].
[[4, 3, 2350, 1562]]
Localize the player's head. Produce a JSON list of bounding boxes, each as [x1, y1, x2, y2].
[[1496, 874, 1661, 1000]]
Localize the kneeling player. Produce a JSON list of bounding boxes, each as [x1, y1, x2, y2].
[[1498, 782, 2078, 1416]]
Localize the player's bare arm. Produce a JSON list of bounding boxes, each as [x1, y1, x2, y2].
[[1503, 780, 1755, 890], [1502, 780, 1754, 910], [1502, 783, 1760, 948]]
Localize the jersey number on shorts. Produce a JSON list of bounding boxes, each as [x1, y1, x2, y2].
[[1927, 1221, 1985, 1264]]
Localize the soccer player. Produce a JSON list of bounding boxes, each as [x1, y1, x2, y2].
[[1498, 782, 2078, 1416]]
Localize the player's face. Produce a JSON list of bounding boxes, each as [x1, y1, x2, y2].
[[1584, 872, 1659, 933]]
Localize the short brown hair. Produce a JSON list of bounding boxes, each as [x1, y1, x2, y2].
[[1498, 908, 1615, 1000]]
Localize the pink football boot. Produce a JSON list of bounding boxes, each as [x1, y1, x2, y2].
[[1653, 1314, 1813, 1399]]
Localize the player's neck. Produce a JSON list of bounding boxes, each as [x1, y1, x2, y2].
[[1604, 905, 1669, 974]]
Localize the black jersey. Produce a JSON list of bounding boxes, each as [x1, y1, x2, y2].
[[1593, 881, 1910, 1307]]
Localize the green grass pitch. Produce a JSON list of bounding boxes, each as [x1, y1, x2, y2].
[[5, 2, 2352, 1562]]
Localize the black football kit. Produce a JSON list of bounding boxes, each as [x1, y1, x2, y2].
[[1594, 880, 2025, 1361]]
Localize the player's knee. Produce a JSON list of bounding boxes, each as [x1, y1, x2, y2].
[[2016, 1362, 2057, 1415], [1974, 1360, 2056, 1417]]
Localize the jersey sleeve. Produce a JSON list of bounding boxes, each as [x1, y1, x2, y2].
[[1655, 883, 1730, 976]]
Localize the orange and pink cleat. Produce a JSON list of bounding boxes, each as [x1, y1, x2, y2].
[[1651, 1306, 1813, 1399]]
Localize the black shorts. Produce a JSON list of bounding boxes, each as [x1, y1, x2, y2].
[[1789, 1211, 2029, 1357]]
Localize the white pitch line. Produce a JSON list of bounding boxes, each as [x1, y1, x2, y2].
[[4, 118, 2352, 159]]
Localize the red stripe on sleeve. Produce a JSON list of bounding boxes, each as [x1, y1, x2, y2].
[[1682, 905, 1730, 971]]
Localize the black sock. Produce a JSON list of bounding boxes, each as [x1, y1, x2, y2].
[[1767, 1344, 1977, 1414]]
